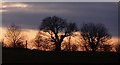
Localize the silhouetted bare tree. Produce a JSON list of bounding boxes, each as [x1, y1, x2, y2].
[[5, 24, 25, 48], [80, 23, 111, 52], [34, 31, 54, 51], [40, 16, 78, 51]]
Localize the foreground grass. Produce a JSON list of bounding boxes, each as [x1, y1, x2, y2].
[[2, 47, 120, 64]]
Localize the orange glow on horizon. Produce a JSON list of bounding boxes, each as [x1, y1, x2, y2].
[[0, 27, 119, 49]]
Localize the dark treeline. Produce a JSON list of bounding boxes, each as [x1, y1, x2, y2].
[[2, 16, 120, 52]]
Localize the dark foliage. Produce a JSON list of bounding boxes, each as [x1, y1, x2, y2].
[[4, 24, 25, 48]]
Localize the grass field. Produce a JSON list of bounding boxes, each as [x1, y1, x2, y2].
[[2, 47, 120, 64]]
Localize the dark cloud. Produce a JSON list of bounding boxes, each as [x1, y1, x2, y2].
[[2, 2, 118, 37]]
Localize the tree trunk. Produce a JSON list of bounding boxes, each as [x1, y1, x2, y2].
[[92, 47, 97, 52], [13, 41, 16, 48], [55, 42, 61, 51], [26, 40, 27, 49], [92, 48, 96, 52], [2, 39, 4, 47], [90, 42, 97, 52], [54, 35, 65, 51], [84, 45, 89, 51], [68, 36, 71, 51]]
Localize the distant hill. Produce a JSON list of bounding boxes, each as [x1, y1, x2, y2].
[[2, 47, 120, 64]]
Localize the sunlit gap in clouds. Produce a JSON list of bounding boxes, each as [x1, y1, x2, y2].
[[0, 2, 29, 13]]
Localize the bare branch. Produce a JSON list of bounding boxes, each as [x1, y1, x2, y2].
[[80, 23, 111, 52]]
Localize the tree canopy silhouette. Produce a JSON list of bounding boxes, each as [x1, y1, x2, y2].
[[4, 24, 25, 48], [80, 23, 111, 52], [40, 16, 78, 51]]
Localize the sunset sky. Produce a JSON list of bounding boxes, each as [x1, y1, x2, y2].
[[0, 2, 119, 48]]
